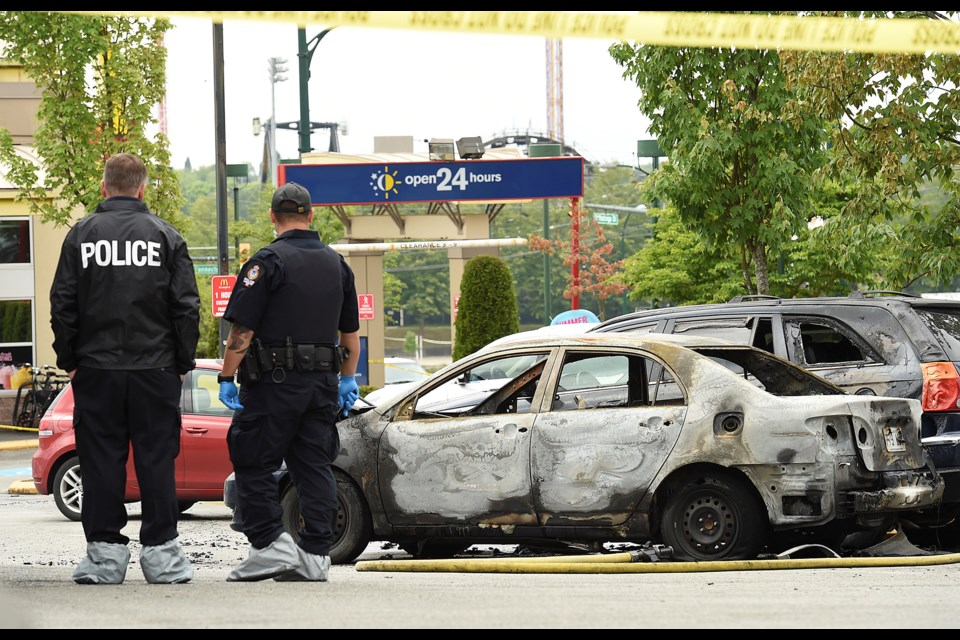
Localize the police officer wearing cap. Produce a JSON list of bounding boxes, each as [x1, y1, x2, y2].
[[217, 181, 360, 582]]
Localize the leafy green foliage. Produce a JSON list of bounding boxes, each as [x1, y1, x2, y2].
[[610, 14, 831, 294], [0, 12, 184, 229], [403, 331, 417, 356], [780, 10, 960, 290], [452, 255, 519, 360]]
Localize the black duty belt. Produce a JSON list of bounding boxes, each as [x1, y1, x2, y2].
[[263, 343, 339, 372], [238, 339, 342, 386]]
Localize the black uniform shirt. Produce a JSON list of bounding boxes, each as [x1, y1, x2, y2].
[[223, 229, 359, 345]]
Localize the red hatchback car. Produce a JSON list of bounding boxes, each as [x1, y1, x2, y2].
[[31, 359, 235, 521]]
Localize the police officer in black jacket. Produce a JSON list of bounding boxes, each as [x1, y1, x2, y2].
[[50, 153, 200, 585], [217, 181, 360, 582]]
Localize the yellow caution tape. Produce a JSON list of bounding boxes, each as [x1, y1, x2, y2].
[[61, 11, 960, 55], [0, 423, 39, 433]]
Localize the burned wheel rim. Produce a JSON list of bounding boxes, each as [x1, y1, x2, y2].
[[280, 473, 371, 565], [677, 489, 737, 555], [661, 474, 766, 561]]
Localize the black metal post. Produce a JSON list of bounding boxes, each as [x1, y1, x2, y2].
[[297, 26, 335, 156], [213, 22, 230, 356]]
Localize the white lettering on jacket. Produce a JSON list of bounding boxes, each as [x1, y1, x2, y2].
[[79, 240, 161, 268]]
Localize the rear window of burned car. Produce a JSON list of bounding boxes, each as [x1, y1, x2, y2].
[[692, 346, 845, 397]]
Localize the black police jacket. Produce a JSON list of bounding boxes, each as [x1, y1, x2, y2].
[[50, 197, 201, 374]]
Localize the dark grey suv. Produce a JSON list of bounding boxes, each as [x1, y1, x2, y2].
[[592, 291, 960, 543]]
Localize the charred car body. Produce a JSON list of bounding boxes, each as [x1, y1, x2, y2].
[[591, 292, 960, 538], [251, 333, 942, 564]]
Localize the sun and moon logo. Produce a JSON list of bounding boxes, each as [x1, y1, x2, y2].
[[370, 165, 400, 200]]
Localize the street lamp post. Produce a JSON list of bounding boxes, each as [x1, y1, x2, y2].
[[297, 27, 336, 156], [267, 56, 288, 184]]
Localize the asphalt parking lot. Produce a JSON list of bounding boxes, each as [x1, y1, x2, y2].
[[5, 425, 960, 628]]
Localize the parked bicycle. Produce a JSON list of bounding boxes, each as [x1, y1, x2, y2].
[[11, 364, 70, 430]]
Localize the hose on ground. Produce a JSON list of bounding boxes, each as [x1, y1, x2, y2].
[[355, 548, 960, 574]]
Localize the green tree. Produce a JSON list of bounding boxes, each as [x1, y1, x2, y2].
[[623, 208, 736, 306], [452, 255, 519, 360], [624, 181, 891, 308], [610, 15, 831, 295], [0, 12, 184, 230], [781, 10, 960, 290], [403, 331, 417, 357], [388, 249, 451, 327]]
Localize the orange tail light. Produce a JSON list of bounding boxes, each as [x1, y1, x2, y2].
[[921, 362, 960, 412]]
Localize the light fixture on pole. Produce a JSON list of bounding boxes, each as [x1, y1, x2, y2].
[[456, 136, 485, 159], [427, 138, 455, 161]]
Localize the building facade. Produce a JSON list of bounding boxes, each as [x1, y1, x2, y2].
[[0, 62, 72, 404]]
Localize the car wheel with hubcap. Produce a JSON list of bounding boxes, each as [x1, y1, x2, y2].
[[53, 455, 82, 522]]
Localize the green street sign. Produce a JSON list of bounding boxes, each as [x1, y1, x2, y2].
[[593, 212, 619, 226], [194, 264, 219, 275]]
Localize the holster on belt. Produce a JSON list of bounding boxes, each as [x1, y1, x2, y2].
[[237, 338, 268, 386], [293, 344, 339, 373]]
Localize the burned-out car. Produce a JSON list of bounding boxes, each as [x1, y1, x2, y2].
[[233, 333, 944, 564], [591, 291, 960, 539]]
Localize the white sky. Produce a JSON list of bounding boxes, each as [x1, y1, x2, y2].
[[161, 16, 652, 172]]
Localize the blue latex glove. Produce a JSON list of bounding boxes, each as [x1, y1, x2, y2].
[[338, 375, 359, 418], [219, 381, 244, 410]]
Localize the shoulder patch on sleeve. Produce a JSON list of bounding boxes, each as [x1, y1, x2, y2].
[[242, 262, 263, 287]]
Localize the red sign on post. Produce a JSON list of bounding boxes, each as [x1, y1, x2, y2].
[[358, 293, 375, 320], [212, 275, 237, 318]]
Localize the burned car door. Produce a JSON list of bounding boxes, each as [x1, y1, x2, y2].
[[375, 351, 550, 527], [530, 348, 686, 526], [780, 312, 916, 397]]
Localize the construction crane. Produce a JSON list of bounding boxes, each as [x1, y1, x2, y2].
[[545, 38, 564, 144]]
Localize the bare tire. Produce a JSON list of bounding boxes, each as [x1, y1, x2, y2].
[[660, 473, 767, 561], [281, 472, 372, 565], [53, 455, 82, 522]]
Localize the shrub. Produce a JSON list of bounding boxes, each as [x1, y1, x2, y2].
[[453, 255, 519, 360]]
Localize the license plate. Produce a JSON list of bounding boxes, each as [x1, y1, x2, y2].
[[883, 426, 906, 452]]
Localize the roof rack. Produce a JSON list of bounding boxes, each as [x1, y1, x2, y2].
[[728, 295, 781, 303], [848, 290, 920, 299]]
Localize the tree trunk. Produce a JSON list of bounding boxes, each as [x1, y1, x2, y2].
[[752, 241, 769, 295], [739, 244, 755, 294]]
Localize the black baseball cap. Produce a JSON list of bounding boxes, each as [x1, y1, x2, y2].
[[271, 182, 312, 214]]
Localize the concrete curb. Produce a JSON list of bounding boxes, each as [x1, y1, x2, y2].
[[7, 480, 37, 495]]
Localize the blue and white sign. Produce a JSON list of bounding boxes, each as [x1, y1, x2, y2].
[[281, 157, 584, 206]]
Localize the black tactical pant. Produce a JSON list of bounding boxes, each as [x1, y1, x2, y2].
[[228, 370, 341, 555], [72, 367, 182, 546]]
